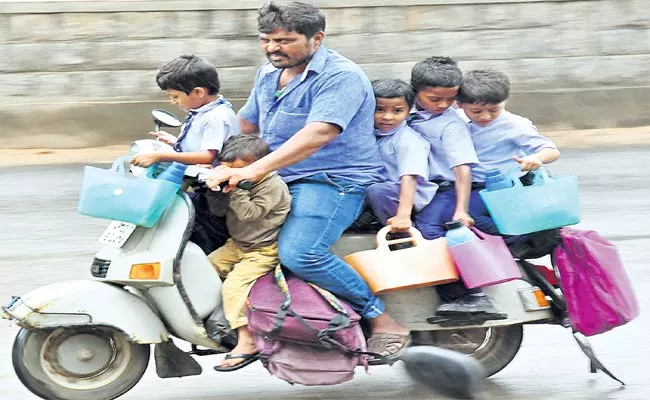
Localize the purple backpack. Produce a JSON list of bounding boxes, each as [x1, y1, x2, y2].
[[554, 227, 640, 336], [247, 266, 368, 386]]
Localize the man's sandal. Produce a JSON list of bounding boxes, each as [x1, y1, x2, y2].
[[366, 333, 412, 366]]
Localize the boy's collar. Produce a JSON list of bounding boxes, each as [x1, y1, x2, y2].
[[189, 95, 228, 114], [251, 171, 278, 186], [374, 121, 406, 137]]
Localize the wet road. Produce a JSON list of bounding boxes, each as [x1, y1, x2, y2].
[[1, 148, 649, 399]]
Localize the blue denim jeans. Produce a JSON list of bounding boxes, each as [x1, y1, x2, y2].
[[278, 173, 385, 319]]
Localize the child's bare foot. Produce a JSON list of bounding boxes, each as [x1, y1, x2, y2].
[[214, 326, 259, 371]]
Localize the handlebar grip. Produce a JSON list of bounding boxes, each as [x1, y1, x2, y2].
[[237, 180, 254, 190], [196, 179, 254, 192]]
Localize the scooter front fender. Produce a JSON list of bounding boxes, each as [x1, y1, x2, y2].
[[3, 280, 169, 344]]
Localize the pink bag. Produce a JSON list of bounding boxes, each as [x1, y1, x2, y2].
[[448, 227, 522, 289], [554, 227, 639, 336], [247, 266, 367, 386]]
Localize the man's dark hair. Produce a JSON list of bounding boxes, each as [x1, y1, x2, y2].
[[457, 69, 511, 105], [156, 55, 220, 95], [410, 56, 463, 92], [371, 79, 416, 108], [220, 134, 271, 163], [258, 1, 326, 38]]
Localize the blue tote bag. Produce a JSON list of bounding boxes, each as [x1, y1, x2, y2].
[[479, 167, 580, 235], [78, 156, 181, 227]]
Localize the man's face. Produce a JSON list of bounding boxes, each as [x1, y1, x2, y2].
[[374, 97, 410, 132], [415, 86, 459, 115], [460, 102, 506, 127], [166, 88, 204, 113], [259, 29, 323, 69]]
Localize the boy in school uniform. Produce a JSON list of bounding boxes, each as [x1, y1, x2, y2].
[[407, 56, 500, 316], [365, 79, 438, 233], [457, 69, 560, 257], [131, 55, 240, 254]]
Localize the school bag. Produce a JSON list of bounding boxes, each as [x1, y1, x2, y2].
[[246, 265, 368, 386], [553, 227, 639, 336]]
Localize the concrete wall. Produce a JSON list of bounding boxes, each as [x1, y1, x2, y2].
[[1, 0, 649, 148]]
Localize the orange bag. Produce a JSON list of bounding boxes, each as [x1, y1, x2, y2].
[[344, 227, 459, 294]]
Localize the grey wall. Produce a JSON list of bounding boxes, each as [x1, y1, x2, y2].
[[1, 0, 649, 148]]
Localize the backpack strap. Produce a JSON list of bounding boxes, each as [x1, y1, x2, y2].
[[269, 265, 355, 353]]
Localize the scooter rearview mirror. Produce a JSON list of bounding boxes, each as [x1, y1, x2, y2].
[[152, 109, 182, 132]]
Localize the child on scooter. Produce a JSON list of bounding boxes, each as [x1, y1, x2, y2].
[[205, 134, 292, 372], [457, 69, 560, 257], [131, 54, 241, 254], [365, 79, 438, 234], [407, 57, 500, 317]]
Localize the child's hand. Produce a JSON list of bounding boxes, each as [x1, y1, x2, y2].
[[452, 210, 475, 228], [387, 215, 412, 232], [149, 130, 177, 145], [131, 153, 161, 168], [513, 155, 543, 171]]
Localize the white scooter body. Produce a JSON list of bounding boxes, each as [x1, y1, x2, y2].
[[6, 185, 552, 346]]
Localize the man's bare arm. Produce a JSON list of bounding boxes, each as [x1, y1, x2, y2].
[[238, 115, 260, 135]]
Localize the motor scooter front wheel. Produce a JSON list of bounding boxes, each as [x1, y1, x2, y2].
[[12, 326, 150, 400]]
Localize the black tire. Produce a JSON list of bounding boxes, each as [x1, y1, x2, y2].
[[12, 326, 150, 400], [411, 324, 524, 378]]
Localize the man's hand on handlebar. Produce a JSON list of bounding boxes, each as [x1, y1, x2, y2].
[[149, 130, 177, 145], [206, 165, 259, 193]]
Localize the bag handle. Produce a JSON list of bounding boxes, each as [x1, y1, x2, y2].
[[110, 156, 131, 176], [506, 166, 550, 188], [376, 226, 425, 249], [110, 156, 158, 179]]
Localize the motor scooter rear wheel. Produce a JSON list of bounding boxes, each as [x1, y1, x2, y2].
[[12, 326, 150, 400], [411, 324, 523, 377]]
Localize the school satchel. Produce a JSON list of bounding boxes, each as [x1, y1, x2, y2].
[[246, 265, 368, 386], [553, 227, 639, 336], [344, 227, 459, 294]]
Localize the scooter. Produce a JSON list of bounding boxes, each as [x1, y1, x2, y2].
[[1, 110, 622, 400]]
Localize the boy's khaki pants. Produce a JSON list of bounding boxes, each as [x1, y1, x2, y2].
[[208, 239, 278, 329]]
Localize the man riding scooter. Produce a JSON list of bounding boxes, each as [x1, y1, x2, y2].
[[206, 1, 411, 362]]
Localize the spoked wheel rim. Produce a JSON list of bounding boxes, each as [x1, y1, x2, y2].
[[40, 327, 132, 391], [412, 325, 524, 377], [425, 328, 493, 356]]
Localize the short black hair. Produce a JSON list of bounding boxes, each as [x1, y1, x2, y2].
[[258, 1, 326, 39], [457, 69, 511, 105], [410, 56, 463, 92], [371, 79, 415, 108], [156, 55, 220, 95], [220, 134, 271, 163]]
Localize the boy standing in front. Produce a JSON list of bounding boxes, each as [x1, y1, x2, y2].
[[408, 57, 499, 316], [206, 135, 291, 372], [131, 55, 240, 254], [457, 69, 560, 257]]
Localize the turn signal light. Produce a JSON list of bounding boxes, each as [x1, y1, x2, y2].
[[533, 289, 550, 307], [129, 263, 161, 280]]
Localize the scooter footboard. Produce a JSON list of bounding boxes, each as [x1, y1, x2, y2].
[[3, 280, 169, 344]]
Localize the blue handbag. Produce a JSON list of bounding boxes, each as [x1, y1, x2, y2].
[[479, 167, 580, 235], [77, 156, 181, 227]]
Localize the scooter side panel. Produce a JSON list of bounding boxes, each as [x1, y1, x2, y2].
[[382, 280, 553, 331], [177, 242, 221, 319], [147, 285, 223, 350], [4, 280, 169, 343]]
